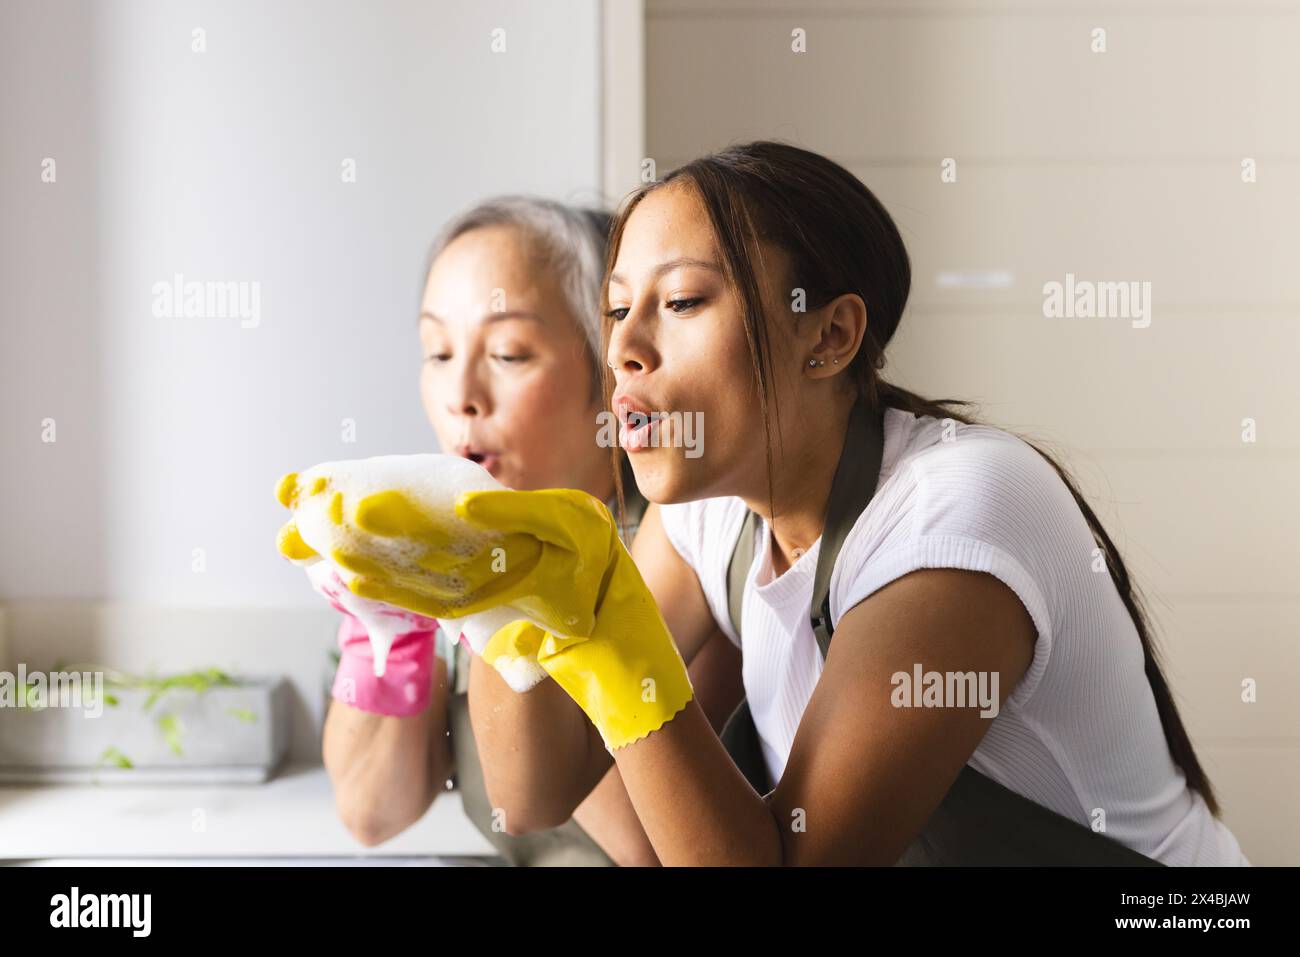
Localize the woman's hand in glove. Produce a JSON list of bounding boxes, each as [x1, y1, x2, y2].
[[454, 488, 694, 750]]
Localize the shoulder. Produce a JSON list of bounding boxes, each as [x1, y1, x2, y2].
[[831, 410, 1082, 709], [842, 407, 1080, 575], [872, 408, 1080, 546]]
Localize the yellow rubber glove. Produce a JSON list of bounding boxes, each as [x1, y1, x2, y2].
[[295, 480, 693, 749], [477, 618, 550, 692], [275, 463, 552, 690], [454, 489, 694, 750]]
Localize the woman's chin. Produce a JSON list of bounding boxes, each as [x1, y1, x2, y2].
[[627, 455, 696, 506]]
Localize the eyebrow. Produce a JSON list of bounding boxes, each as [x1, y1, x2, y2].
[[419, 310, 544, 325], [608, 257, 723, 288]]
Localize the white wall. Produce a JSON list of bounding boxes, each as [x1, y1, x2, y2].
[[1, 0, 603, 607], [645, 0, 1300, 864]]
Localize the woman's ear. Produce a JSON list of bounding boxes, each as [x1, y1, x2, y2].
[[805, 293, 867, 377]]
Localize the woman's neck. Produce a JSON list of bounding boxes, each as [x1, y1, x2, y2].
[[743, 393, 855, 578]]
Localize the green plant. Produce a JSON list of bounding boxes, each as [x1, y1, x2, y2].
[[99, 746, 133, 769], [44, 661, 259, 768]]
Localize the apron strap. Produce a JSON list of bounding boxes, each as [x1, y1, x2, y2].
[[727, 511, 759, 641], [811, 398, 886, 655], [723, 508, 768, 796]]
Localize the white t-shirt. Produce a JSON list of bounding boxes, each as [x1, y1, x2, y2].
[[659, 405, 1249, 866]]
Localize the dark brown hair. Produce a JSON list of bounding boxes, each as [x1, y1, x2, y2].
[[600, 139, 1218, 816]]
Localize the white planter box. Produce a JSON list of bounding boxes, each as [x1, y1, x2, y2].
[[0, 676, 291, 784]]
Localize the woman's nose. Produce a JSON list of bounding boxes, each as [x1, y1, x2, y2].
[[607, 308, 656, 376], [449, 397, 480, 417], [445, 361, 489, 418]]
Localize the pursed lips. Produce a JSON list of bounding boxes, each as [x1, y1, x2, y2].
[[455, 444, 501, 473], [612, 394, 667, 450], [612, 394, 661, 429]]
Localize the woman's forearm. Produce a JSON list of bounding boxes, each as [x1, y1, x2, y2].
[[468, 653, 610, 834], [571, 764, 662, 866], [613, 700, 783, 866], [323, 656, 452, 846], [569, 630, 745, 865]]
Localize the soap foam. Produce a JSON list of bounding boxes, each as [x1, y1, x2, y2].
[[283, 453, 548, 689], [290, 453, 503, 595]]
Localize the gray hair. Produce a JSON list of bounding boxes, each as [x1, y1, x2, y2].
[[424, 196, 611, 400]]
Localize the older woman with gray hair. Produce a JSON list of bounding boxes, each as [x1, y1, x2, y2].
[[321, 196, 744, 865]]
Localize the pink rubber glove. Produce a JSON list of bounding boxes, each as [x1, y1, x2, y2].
[[331, 613, 438, 717], [311, 563, 445, 717]]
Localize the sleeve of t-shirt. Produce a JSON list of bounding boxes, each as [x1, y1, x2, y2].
[[654, 498, 745, 648], [657, 500, 699, 569], [830, 433, 1062, 712]]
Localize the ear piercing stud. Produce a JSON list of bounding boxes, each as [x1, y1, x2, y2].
[[807, 357, 840, 367]]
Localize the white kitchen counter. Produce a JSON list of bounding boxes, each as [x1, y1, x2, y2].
[[0, 761, 498, 862]]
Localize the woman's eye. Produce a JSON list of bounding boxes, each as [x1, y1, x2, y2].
[[424, 353, 451, 364], [491, 354, 530, 364], [605, 307, 629, 321], [666, 297, 703, 313]]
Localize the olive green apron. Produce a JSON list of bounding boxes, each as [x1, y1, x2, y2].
[[719, 397, 1164, 866], [446, 462, 647, 866]]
